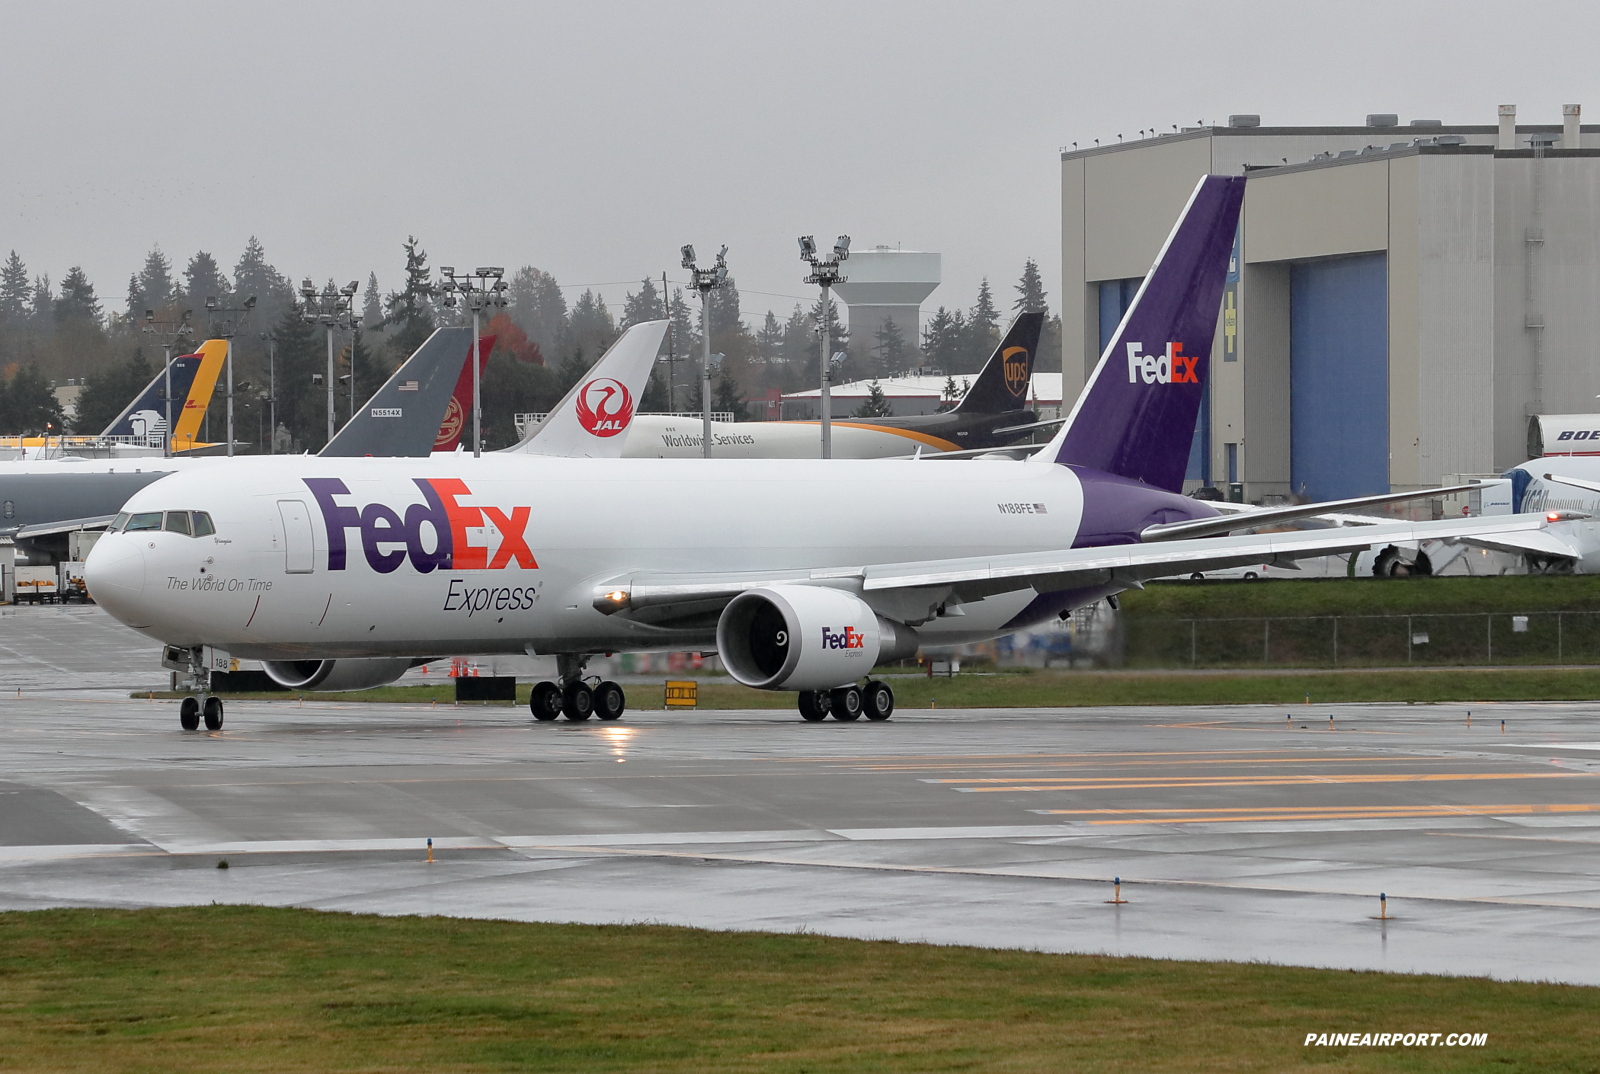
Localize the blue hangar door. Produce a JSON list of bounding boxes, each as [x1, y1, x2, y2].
[[1290, 253, 1388, 501]]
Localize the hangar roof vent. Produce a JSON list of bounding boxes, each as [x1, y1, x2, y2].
[[1367, 113, 1400, 127], [1410, 118, 1443, 127], [1228, 114, 1260, 128]]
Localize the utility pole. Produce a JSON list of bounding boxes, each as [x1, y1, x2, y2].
[[681, 244, 729, 457], [799, 234, 850, 458], [204, 295, 257, 457], [300, 279, 359, 445], [141, 308, 194, 457], [439, 267, 508, 457]]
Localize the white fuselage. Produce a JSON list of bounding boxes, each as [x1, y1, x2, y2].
[[1513, 457, 1600, 569], [86, 454, 1087, 660], [621, 415, 953, 459]]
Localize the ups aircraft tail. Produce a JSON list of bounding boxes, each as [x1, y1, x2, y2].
[[504, 320, 668, 458], [100, 339, 227, 453], [1038, 174, 1245, 491], [951, 310, 1045, 415], [320, 328, 475, 458]]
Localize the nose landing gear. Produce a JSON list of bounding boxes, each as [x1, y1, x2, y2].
[[166, 646, 224, 732]]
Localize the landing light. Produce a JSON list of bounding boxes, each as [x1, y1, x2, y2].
[[607, 590, 626, 602]]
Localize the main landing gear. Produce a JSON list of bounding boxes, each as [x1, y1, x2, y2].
[[531, 654, 625, 723], [168, 646, 224, 732], [798, 680, 894, 723]]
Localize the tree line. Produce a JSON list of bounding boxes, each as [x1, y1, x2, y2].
[[0, 238, 1062, 449]]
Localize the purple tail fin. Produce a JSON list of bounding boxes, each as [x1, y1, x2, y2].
[[1045, 175, 1245, 491]]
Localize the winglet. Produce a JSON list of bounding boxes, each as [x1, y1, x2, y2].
[[504, 320, 668, 457], [320, 327, 473, 457], [1039, 175, 1245, 491], [951, 311, 1045, 415]]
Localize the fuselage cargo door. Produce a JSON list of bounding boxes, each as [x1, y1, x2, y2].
[[277, 499, 315, 574]]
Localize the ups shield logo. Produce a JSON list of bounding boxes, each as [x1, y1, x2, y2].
[[1001, 346, 1030, 398]]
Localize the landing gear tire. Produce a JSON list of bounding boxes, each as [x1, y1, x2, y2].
[[863, 681, 894, 721], [594, 680, 626, 721], [798, 690, 830, 722], [530, 681, 562, 721], [202, 696, 224, 731], [831, 685, 863, 721], [562, 681, 594, 721], [179, 696, 200, 731]]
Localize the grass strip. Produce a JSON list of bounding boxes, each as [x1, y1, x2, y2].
[[134, 666, 1600, 709], [1, 906, 1592, 1072]]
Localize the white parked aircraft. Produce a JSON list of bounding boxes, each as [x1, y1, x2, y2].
[[85, 177, 1560, 730]]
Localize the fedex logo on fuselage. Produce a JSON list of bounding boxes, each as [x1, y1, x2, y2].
[[304, 477, 537, 575], [1125, 342, 1199, 385], [821, 626, 865, 650]]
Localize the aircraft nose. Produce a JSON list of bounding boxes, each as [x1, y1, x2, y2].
[[85, 535, 146, 613]]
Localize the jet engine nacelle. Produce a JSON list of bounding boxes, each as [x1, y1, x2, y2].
[[261, 657, 415, 692], [716, 585, 917, 691]]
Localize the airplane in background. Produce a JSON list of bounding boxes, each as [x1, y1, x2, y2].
[[502, 321, 669, 458], [3, 329, 479, 563], [85, 175, 1561, 731], [621, 312, 1046, 459]]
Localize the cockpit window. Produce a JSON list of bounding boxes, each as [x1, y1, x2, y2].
[[124, 512, 163, 532], [191, 512, 215, 537], [109, 512, 130, 533], [163, 511, 192, 535]]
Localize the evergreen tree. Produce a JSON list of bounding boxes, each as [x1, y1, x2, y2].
[[506, 265, 567, 356], [620, 276, 665, 329], [568, 289, 615, 360], [937, 375, 963, 413], [135, 248, 176, 314], [712, 369, 749, 421], [74, 350, 153, 434], [958, 277, 1000, 372], [921, 306, 964, 372], [184, 251, 230, 305], [780, 304, 811, 367], [54, 267, 101, 327], [348, 327, 381, 417], [555, 346, 590, 396], [668, 286, 697, 359], [873, 317, 911, 377], [361, 272, 383, 329], [756, 310, 784, 362], [384, 236, 436, 362], [31, 275, 52, 332], [1, 252, 31, 325], [267, 303, 323, 452], [232, 236, 293, 326], [1013, 258, 1048, 314], [0, 364, 65, 434], [853, 379, 894, 418], [707, 277, 743, 338]]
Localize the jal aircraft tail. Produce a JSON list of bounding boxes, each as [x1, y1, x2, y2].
[[320, 327, 474, 457], [1037, 174, 1245, 491], [505, 320, 668, 458], [100, 339, 227, 453], [431, 337, 496, 452], [951, 310, 1045, 414]]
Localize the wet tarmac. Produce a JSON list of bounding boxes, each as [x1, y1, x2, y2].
[[3, 605, 1600, 984]]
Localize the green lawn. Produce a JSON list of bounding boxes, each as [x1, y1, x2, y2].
[[1, 907, 1591, 1072], [1121, 574, 1600, 619]]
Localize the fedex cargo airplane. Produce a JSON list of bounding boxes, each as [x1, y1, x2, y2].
[[86, 176, 1558, 730], [620, 312, 1046, 459]]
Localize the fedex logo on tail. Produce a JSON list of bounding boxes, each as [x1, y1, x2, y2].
[[1125, 342, 1200, 385], [305, 477, 537, 575], [820, 626, 866, 650]]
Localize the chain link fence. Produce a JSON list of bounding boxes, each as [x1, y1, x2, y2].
[[1121, 611, 1600, 668]]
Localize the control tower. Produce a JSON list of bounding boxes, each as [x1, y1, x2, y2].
[[831, 246, 940, 358]]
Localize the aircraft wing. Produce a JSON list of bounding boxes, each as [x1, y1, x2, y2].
[[593, 512, 1560, 622]]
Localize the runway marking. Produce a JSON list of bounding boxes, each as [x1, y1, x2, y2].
[[854, 755, 1438, 773], [936, 772, 1595, 792], [1032, 803, 1600, 824]]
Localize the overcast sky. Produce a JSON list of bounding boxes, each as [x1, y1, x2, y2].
[[3, 1, 1596, 329]]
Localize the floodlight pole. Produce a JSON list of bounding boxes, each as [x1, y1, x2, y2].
[[204, 297, 257, 457], [259, 332, 277, 453], [300, 280, 359, 445], [142, 310, 193, 457], [681, 245, 729, 458], [440, 267, 508, 458], [800, 234, 850, 458]]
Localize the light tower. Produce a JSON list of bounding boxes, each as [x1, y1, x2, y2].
[[300, 280, 359, 445], [800, 234, 850, 458], [681, 244, 728, 458], [204, 295, 257, 457], [440, 266, 508, 458], [141, 308, 194, 457]]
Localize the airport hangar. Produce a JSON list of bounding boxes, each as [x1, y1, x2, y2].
[[1061, 105, 1600, 504]]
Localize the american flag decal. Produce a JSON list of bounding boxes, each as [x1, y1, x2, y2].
[[1034, 503, 1048, 514]]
